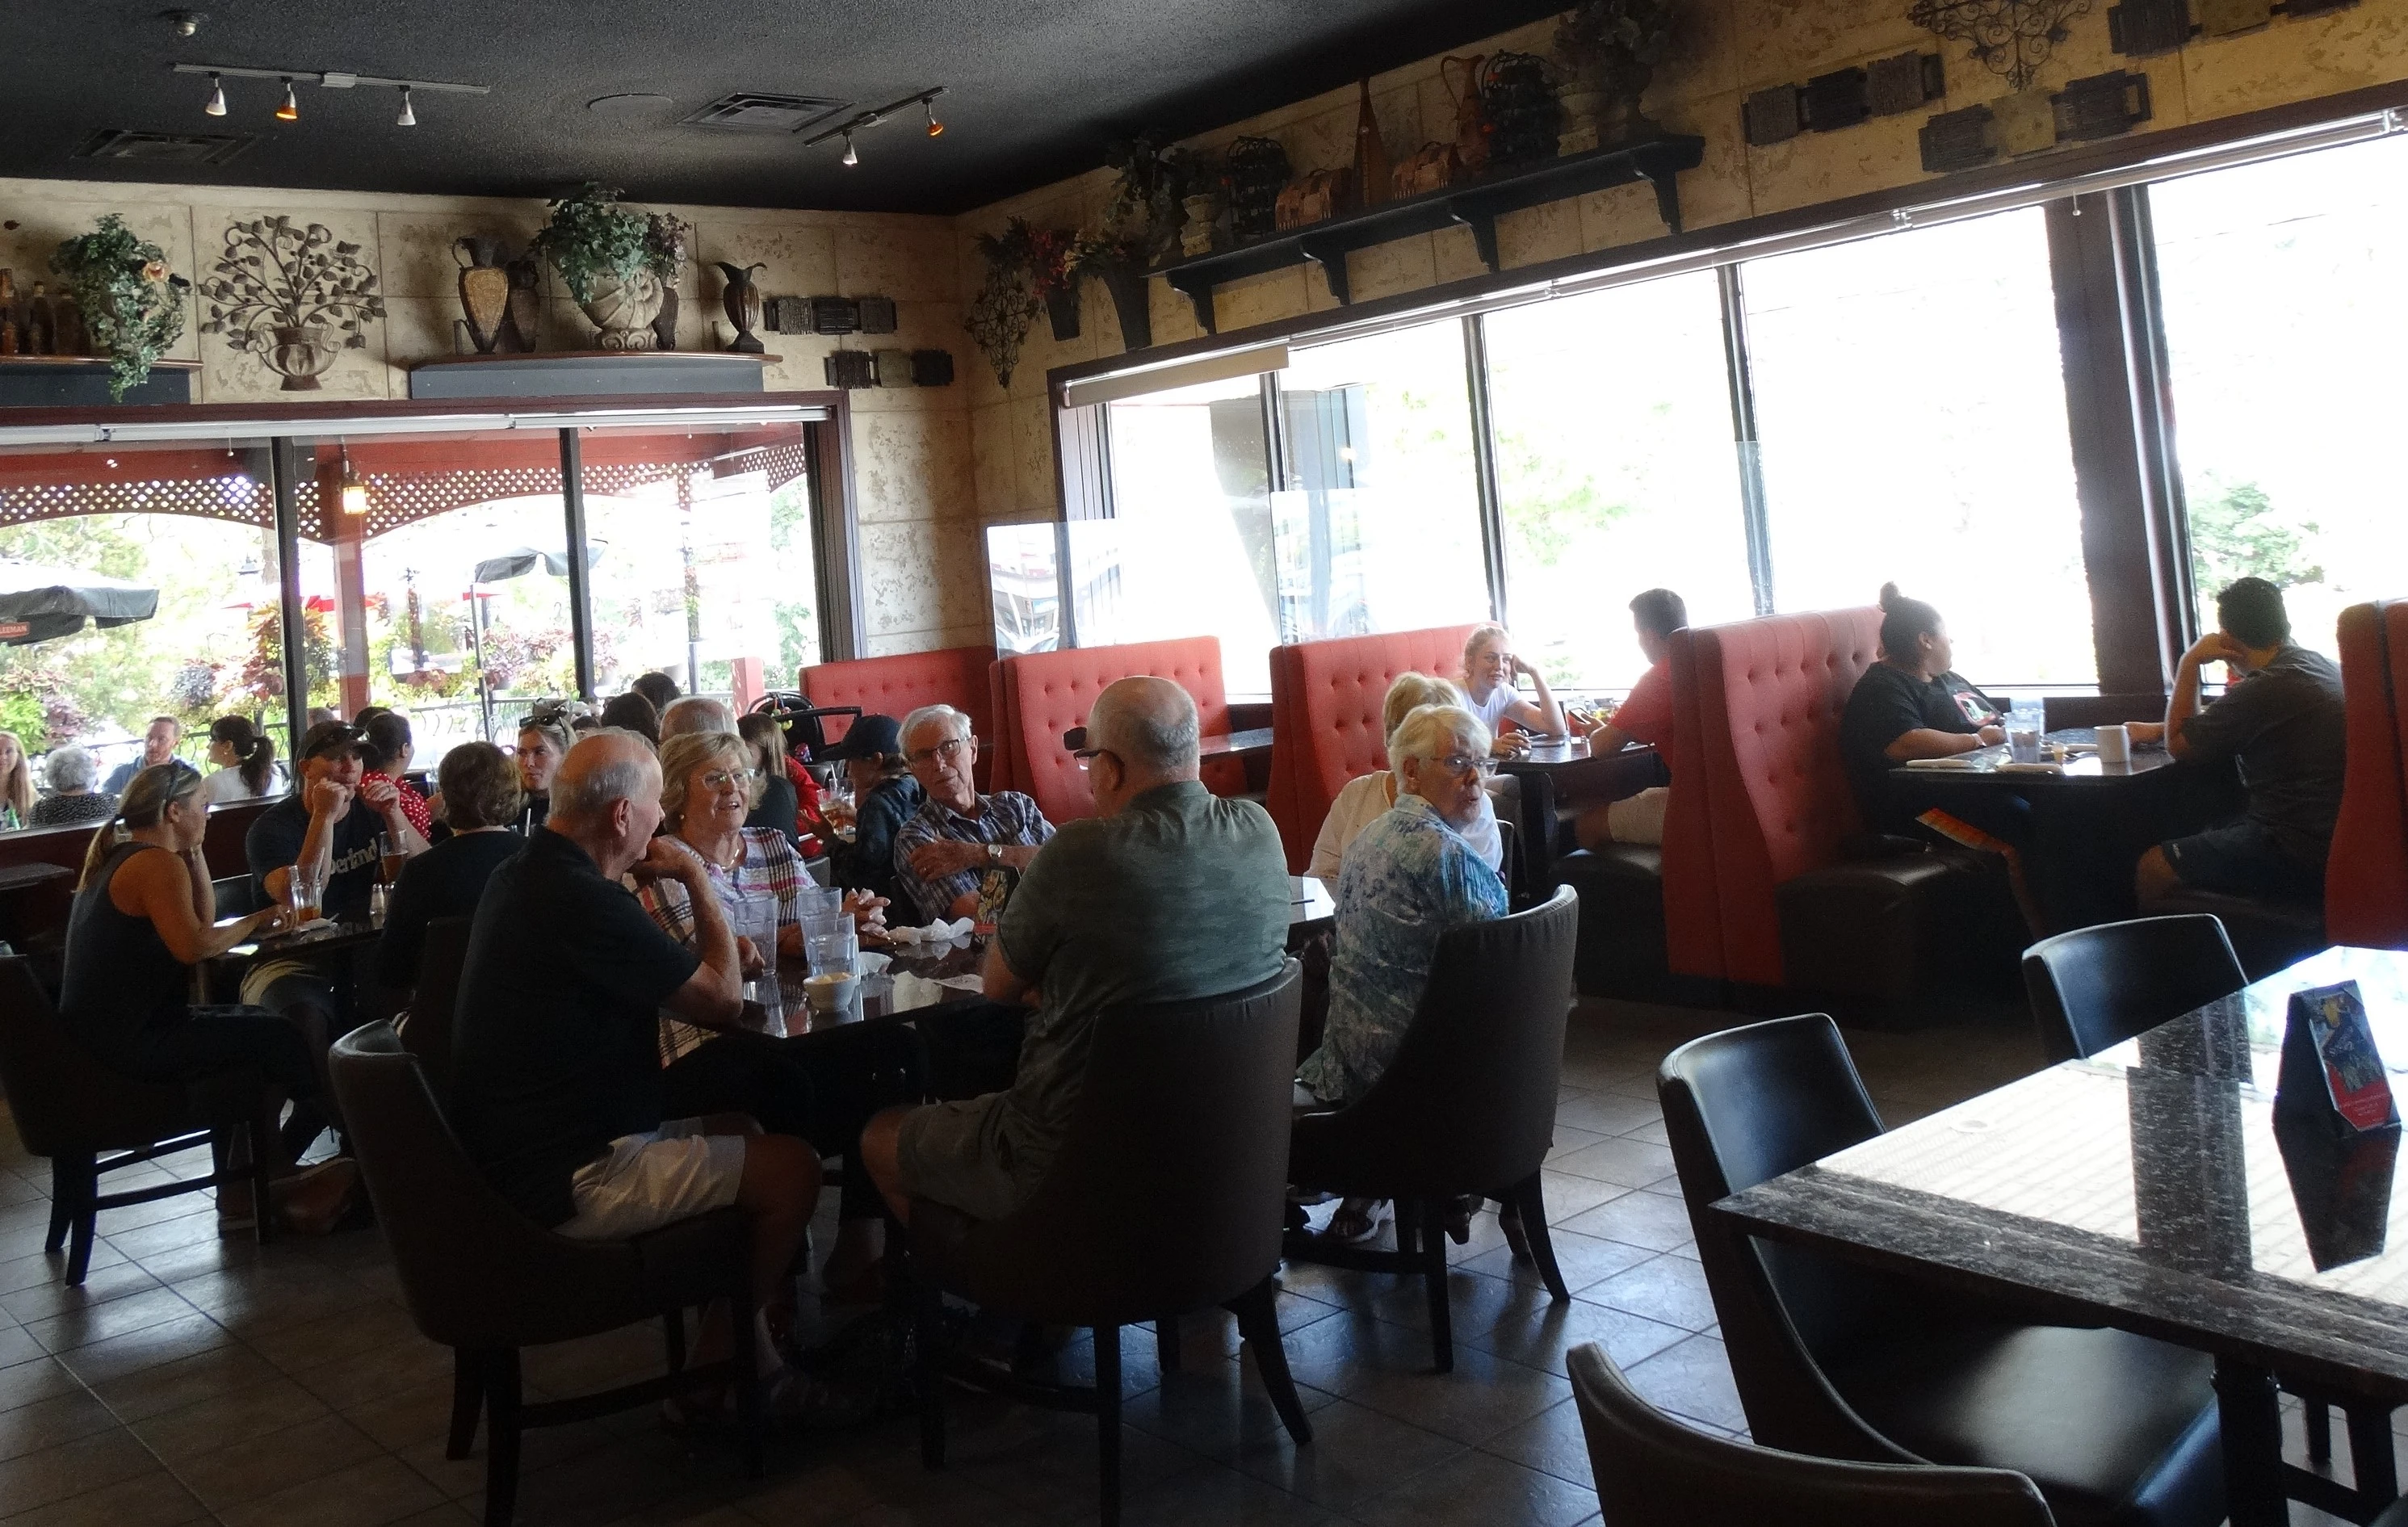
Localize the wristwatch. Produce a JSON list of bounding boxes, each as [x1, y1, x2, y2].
[[985, 843, 1003, 866]]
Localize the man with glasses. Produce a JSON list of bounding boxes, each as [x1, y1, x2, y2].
[[890, 704, 1053, 925]]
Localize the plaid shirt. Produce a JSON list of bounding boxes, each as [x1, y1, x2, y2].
[[890, 789, 1053, 923], [636, 827, 803, 1064]]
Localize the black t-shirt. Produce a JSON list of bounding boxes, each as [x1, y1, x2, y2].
[[1840, 664, 2003, 829], [375, 830, 524, 988], [745, 773, 800, 847], [449, 827, 701, 1227], [245, 794, 385, 919], [2178, 643, 2347, 865]]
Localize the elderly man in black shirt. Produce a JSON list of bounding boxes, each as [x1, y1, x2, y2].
[[2133, 577, 2346, 906], [450, 728, 817, 1389]]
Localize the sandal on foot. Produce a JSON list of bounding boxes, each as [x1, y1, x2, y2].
[[1323, 1198, 1391, 1244]]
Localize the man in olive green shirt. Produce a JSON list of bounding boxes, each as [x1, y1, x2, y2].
[[863, 677, 1291, 1223]]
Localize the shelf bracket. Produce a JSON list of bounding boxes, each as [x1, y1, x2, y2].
[[1296, 236, 1353, 304], [1638, 164, 1686, 234], [1164, 268, 1219, 335], [1446, 203, 1504, 273]]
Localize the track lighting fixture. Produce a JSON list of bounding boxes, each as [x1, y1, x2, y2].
[[203, 71, 226, 116], [801, 86, 946, 166], [395, 86, 415, 126], [925, 98, 944, 137], [841, 131, 858, 166], [171, 62, 489, 121], [275, 78, 298, 120], [166, 10, 204, 36]]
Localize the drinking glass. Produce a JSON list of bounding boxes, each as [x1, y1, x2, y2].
[[796, 884, 844, 921], [289, 863, 324, 925], [732, 896, 781, 1009], [806, 926, 858, 978]]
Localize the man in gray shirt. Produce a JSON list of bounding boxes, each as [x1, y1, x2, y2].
[[862, 677, 1291, 1223]]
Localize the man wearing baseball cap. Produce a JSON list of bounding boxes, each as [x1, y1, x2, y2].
[[808, 714, 917, 910]]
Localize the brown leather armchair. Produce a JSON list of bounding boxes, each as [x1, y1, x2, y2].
[[907, 963, 1312, 1527], [396, 914, 472, 1099], [1284, 885, 1581, 1372], [327, 1021, 762, 1527], [0, 956, 275, 1285]]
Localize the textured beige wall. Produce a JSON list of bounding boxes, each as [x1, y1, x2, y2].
[[0, 178, 984, 661], [957, 0, 2408, 529]]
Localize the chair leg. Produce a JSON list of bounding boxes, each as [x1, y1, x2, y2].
[[483, 1349, 523, 1527], [446, 1350, 483, 1461], [1227, 1278, 1311, 1446], [1508, 1173, 1571, 1304], [1154, 1315, 1181, 1374], [247, 1108, 277, 1249], [60, 1157, 97, 1286], [44, 1158, 74, 1252], [2304, 1396, 2332, 1463], [1421, 1198, 1454, 1374], [1094, 1324, 1122, 1527], [2347, 1401, 2397, 1505], [729, 1279, 763, 1479], [915, 1273, 947, 1469]]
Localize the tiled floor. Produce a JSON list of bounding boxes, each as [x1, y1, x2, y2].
[[0, 996, 2381, 1525]]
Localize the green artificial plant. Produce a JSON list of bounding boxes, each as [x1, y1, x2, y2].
[[534, 183, 652, 302], [48, 215, 189, 401]]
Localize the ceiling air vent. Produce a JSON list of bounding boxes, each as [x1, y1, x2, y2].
[[680, 92, 850, 134], [73, 128, 254, 166]]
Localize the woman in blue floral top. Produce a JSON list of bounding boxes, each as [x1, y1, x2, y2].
[[1298, 703, 1508, 1242]]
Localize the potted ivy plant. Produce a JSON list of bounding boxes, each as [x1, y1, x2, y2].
[[1555, 0, 1678, 148], [49, 215, 189, 401], [533, 183, 662, 350]]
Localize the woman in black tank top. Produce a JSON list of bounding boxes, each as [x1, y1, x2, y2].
[[57, 766, 350, 1224]]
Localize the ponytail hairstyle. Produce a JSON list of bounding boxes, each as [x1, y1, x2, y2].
[[210, 715, 277, 795], [77, 762, 203, 892], [1876, 582, 1945, 665]]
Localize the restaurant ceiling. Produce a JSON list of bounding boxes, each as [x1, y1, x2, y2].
[[11, 0, 1567, 213]]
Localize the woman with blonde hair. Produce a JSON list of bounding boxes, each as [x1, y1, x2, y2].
[[0, 732, 32, 829], [57, 764, 352, 1231], [1460, 623, 1565, 753], [1308, 673, 1504, 881]]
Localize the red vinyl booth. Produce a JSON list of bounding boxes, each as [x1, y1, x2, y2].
[[800, 645, 997, 790], [991, 636, 1240, 824], [1681, 607, 2008, 1006], [1264, 624, 1482, 872], [2326, 598, 2408, 950]]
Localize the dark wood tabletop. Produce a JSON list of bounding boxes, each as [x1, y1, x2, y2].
[[1714, 945, 2408, 1526], [1888, 727, 2179, 786]]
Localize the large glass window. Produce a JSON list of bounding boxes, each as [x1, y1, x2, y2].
[[1743, 208, 2097, 686], [1483, 273, 1756, 690], [2146, 132, 2408, 661]]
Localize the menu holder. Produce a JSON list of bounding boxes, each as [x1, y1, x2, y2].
[[2275, 1112, 2398, 1271], [2276, 981, 2398, 1134]]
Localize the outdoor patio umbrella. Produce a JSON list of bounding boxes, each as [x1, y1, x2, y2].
[[470, 545, 604, 583], [0, 560, 159, 644]]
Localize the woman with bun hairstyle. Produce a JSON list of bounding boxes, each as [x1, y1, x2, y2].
[[1837, 583, 2007, 833], [202, 715, 279, 804]]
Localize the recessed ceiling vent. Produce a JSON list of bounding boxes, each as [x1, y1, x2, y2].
[[73, 128, 253, 165], [680, 92, 850, 134]]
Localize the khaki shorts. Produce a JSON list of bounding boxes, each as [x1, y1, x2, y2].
[[895, 1093, 1031, 1224], [557, 1118, 747, 1241], [1605, 786, 1670, 847]]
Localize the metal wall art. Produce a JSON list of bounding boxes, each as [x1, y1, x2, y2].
[[1916, 68, 2150, 170], [1743, 51, 1940, 146], [1908, 0, 2094, 90]]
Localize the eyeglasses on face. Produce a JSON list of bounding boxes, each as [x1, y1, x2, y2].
[[701, 767, 759, 791], [1072, 747, 1112, 772], [906, 735, 976, 767], [1430, 753, 1497, 778]]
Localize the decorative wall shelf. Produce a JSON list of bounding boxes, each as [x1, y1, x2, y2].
[[406, 350, 778, 401], [1156, 135, 1706, 334], [0, 357, 197, 409]]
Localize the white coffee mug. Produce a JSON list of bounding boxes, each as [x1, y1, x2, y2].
[[2095, 724, 2130, 765]]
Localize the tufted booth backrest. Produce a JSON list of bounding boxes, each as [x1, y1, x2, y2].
[[2327, 599, 2408, 950], [1264, 625, 1483, 872], [802, 646, 998, 791], [1689, 609, 1882, 987], [992, 636, 1239, 824], [1660, 627, 1724, 980]]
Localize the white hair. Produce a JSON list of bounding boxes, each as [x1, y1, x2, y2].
[[659, 695, 736, 740], [1381, 673, 1468, 743], [549, 728, 657, 821], [45, 745, 96, 792], [900, 703, 971, 752], [1387, 704, 1489, 776]]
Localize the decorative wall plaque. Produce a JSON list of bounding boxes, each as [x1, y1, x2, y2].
[[1991, 89, 2058, 153], [909, 348, 955, 387], [1909, 0, 2096, 90], [2108, 0, 2194, 51], [766, 295, 810, 333], [1743, 86, 1802, 145], [1866, 51, 1947, 115], [824, 349, 876, 388], [2198, 0, 2273, 31], [2054, 69, 2153, 139], [2284, 0, 2360, 18], [856, 296, 898, 334], [1919, 103, 1998, 171], [808, 296, 862, 335], [1801, 68, 1872, 131], [872, 347, 913, 388]]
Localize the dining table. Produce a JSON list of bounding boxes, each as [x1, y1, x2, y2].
[[1713, 944, 2408, 1527]]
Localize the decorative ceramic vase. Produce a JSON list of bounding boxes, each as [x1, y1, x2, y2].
[[1180, 195, 1221, 257], [453, 237, 510, 354], [266, 324, 339, 390], [1043, 287, 1080, 342], [715, 261, 766, 354], [652, 287, 680, 351], [501, 256, 541, 352], [1441, 54, 1491, 174], [577, 269, 664, 351], [0, 271, 17, 358], [1353, 79, 1392, 212], [1101, 267, 1152, 351]]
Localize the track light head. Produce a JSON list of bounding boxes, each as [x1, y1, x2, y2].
[[841, 131, 858, 166], [166, 10, 204, 36], [925, 97, 944, 137], [275, 78, 298, 121], [203, 72, 227, 117], [395, 86, 415, 127]]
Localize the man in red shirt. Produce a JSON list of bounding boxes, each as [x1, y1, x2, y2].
[[1575, 588, 1684, 849]]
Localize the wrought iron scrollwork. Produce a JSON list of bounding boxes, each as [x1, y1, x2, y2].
[[1907, 0, 2094, 90]]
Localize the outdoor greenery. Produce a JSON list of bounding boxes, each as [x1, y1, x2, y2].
[[535, 184, 654, 304], [48, 215, 189, 401], [2185, 475, 2322, 594]]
